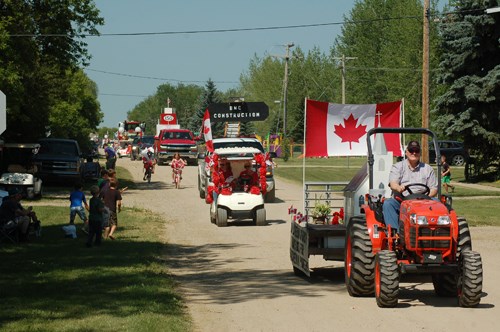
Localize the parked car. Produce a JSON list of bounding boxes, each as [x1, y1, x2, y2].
[[131, 135, 155, 161], [33, 138, 84, 184], [429, 140, 469, 166]]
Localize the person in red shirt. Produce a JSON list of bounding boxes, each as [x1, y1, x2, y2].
[[171, 153, 186, 186], [238, 161, 258, 192]]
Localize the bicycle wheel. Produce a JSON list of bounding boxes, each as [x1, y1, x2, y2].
[[147, 168, 152, 183]]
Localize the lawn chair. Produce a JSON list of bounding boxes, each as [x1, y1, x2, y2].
[[0, 220, 19, 244]]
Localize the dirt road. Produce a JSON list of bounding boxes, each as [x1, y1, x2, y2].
[[119, 158, 498, 332]]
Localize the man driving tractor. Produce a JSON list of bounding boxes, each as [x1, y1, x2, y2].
[[382, 140, 438, 233]]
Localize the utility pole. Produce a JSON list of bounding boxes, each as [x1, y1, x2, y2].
[[421, 0, 430, 163], [332, 54, 357, 104], [282, 42, 294, 138]]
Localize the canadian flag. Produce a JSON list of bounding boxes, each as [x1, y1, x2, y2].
[[305, 99, 403, 157], [203, 109, 214, 152]]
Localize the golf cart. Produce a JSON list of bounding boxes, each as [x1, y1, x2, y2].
[[0, 142, 43, 199], [206, 147, 269, 227]]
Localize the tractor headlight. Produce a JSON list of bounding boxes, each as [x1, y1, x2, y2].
[[437, 216, 451, 225], [410, 214, 428, 225]]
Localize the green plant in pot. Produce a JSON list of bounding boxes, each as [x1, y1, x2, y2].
[[311, 201, 331, 223]]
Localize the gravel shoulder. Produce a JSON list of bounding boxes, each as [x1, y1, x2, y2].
[[113, 158, 500, 332]]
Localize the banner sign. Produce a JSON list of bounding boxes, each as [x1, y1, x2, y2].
[[208, 102, 269, 123], [159, 113, 178, 124]]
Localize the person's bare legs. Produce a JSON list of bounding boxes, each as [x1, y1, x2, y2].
[[108, 225, 117, 239]]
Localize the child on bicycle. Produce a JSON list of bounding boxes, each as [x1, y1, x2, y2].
[[171, 153, 186, 185], [142, 147, 156, 181]]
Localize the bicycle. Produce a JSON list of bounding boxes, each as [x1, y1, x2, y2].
[[144, 163, 154, 183], [173, 167, 183, 189]]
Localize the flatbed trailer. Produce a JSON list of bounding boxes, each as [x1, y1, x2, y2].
[[290, 181, 349, 277]]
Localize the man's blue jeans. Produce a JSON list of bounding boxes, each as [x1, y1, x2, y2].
[[382, 198, 400, 232]]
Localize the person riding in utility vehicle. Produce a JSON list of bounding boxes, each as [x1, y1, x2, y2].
[[382, 140, 438, 233]]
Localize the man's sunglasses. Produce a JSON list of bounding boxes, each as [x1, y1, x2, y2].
[[408, 147, 421, 154]]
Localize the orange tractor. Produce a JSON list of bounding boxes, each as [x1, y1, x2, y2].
[[344, 128, 483, 307]]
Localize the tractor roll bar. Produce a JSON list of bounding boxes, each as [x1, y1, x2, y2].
[[366, 127, 442, 197]]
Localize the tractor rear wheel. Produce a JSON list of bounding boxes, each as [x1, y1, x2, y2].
[[375, 250, 399, 308], [344, 216, 375, 297], [458, 250, 483, 307]]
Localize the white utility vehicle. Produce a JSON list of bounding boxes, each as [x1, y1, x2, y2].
[[208, 146, 267, 227]]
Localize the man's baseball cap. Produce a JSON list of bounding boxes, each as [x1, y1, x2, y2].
[[407, 140, 420, 151]]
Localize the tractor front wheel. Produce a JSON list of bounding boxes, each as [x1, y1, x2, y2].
[[375, 250, 399, 308], [344, 216, 375, 297], [458, 250, 483, 307]]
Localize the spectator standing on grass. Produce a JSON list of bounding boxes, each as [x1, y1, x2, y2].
[[97, 169, 109, 189], [69, 183, 89, 231], [103, 143, 116, 170], [441, 155, 455, 193], [102, 178, 122, 240], [86, 185, 104, 248]]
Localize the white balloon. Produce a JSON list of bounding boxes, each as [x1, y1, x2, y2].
[[135, 126, 142, 133], [118, 127, 125, 133]]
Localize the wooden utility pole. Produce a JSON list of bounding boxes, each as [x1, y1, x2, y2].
[[332, 55, 357, 104], [421, 0, 430, 163], [282, 42, 294, 138]]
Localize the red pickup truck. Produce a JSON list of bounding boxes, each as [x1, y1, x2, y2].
[[155, 129, 198, 165]]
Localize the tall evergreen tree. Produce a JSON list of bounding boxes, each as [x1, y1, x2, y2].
[[188, 79, 224, 137], [434, 0, 500, 179]]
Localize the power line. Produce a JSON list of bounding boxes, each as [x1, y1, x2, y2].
[[85, 68, 238, 84], [7, 8, 487, 38]]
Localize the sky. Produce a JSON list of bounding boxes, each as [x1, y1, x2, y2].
[[84, 0, 445, 128]]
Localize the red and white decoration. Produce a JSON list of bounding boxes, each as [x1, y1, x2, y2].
[[202, 109, 214, 152], [305, 99, 403, 157]]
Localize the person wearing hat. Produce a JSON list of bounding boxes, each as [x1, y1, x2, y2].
[[382, 140, 438, 233], [0, 188, 40, 241]]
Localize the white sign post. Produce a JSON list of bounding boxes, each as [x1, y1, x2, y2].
[[0, 90, 6, 135]]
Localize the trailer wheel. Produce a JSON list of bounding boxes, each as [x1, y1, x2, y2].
[[375, 250, 399, 308], [458, 250, 483, 307], [344, 216, 375, 297], [216, 208, 228, 227], [255, 208, 266, 226]]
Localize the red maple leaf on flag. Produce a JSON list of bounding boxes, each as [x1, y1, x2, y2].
[[204, 126, 211, 134], [334, 114, 367, 149]]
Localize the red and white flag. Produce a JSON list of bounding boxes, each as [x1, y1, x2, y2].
[[202, 109, 214, 152], [305, 99, 403, 157]]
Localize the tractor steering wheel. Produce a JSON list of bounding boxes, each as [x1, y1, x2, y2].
[[402, 183, 430, 197]]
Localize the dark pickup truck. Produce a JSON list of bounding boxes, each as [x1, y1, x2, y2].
[[33, 138, 84, 184]]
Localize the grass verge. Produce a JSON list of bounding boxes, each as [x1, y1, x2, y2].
[[0, 166, 191, 332]]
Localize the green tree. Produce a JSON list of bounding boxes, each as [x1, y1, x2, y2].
[[434, 0, 500, 179], [0, 0, 103, 142], [333, 0, 441, 128], [48, 69, 103, 147], [127, 83, 204, 135], [188, 79, 224, 136]]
